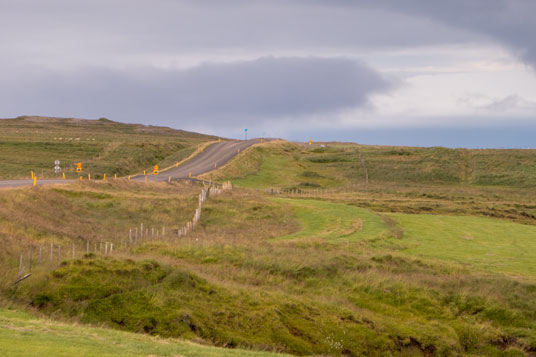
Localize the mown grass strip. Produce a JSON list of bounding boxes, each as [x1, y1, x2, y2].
[[272, 198, 389, 242]]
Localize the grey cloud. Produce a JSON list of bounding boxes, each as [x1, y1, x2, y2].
[[338, 0, 536, 69], [1, 1, 533, 68], [480, 94, 536, 112], [0, 57, 393, 127], [0, 1, 479, 67]]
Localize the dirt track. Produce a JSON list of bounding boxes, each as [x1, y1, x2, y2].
[[0, 139, 262, 188]]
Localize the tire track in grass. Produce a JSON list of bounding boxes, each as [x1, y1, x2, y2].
[[271, 198, 389, 242]]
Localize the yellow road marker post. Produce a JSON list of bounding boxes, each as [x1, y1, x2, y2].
[[175, 162, 179, 167], [214, 162, 217, 168], [168, 176, 171, 183], [79, 176, 82, 181], [189, 172, 192, 178], [145, 176, 148, 183], [31, 171, 34, 179], [33, 176, 36, 187], [128, 175, 131, 181], [62, 172, 66, 180], [103, 174, 106, 181]]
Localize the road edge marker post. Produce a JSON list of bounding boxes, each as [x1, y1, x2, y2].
[[145, 176, 148, 183], [33, 176, 36, 187], [62, 172, 66, 179], [103, 174, 106, 181]]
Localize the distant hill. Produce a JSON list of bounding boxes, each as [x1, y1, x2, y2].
[[0, 116, 217, 179]]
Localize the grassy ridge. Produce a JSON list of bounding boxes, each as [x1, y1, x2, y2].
[[204, 142, 536, 189], [0, 116, 215, 179]]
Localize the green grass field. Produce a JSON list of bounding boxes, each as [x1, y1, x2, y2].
[[0, 308, 286, 357], [382, 213, 536, 277]]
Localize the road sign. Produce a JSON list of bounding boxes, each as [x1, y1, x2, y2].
[[76, 162, 82, 172], [153, 165, 159, 175], [55, 160, 60, 165]]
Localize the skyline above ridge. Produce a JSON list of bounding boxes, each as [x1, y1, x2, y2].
[[1, 0, 535, 148]]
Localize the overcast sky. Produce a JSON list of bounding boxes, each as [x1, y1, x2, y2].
[[1, 0, 535, 147]]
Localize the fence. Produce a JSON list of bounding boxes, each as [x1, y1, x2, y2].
[[263, 183, 366, 197], [12, 181, 234, 283]]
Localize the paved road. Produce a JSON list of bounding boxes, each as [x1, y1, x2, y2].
[[133, 139, 263, 182], [0, 139, 263, 188]]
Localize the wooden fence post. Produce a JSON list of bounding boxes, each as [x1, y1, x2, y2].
[[29, 246, 33, 272], [18, 252, 23, 277]]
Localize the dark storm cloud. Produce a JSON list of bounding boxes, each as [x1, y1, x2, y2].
[[0, 57, 393, 126], [328, 0, 536, 68]]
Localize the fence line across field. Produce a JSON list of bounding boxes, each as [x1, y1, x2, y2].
[[13, 180, 234, 282]]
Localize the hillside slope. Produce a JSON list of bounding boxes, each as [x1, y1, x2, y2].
[[0, 116, 217, 179]]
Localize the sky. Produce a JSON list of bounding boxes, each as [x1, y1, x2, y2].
[[0, 0, 535, 148]]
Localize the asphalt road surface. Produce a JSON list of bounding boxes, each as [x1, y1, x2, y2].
[[0, 139, 263, 188], [133, 139, 263, 182]]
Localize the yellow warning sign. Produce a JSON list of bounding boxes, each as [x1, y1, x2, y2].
[[76, 162, 82, 172], [153, 165, 159, 175]]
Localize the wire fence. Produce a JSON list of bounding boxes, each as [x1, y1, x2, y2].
[[11, 181, 234, 284]]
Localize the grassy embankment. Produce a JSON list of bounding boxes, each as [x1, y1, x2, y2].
[[0, 116, 216, 179]]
